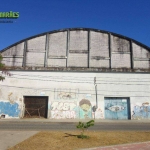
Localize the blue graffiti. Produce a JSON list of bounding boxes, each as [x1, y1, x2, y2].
[[133, 105, 150, 119], [0, 102, 20, 117]]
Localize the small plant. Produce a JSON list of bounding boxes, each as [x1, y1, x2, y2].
[[76, 120, 95, 139]]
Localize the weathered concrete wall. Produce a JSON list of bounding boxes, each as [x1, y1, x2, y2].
[[90, 32, 109, 68], [133, 43, 150, 69], [0, 71, 149, 120], [48, 32, 67, 67], [26, 35, 46, 67], [1, 29, 149, 70], [1, 42, 24, 67]]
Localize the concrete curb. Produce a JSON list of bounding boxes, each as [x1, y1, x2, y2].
[[1, 118, 150, 123]]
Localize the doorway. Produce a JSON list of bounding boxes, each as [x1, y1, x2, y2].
[[104, 97, 131, 120], [24, 96, 48, 118]]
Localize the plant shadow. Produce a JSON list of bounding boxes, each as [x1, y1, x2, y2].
[[64, 133, 79, 137]]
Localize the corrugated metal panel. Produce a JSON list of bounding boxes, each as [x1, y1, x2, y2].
[[27, 35, 46, 52], [90, 59, 109, 68], [112, 36, 130, 52], [2, 58, 23, 67], [133, 43, 150, 58], [1, 42, 24, 56], [68, 53, 88, 67], [134, 61, 150, 69], [111, 54, 131, 68], [48, 59, 66, 67], [48, 32, 67, 57], [70, 31, 88, 50], [90, 31, 109, 57], [26, 52, 44, 66]]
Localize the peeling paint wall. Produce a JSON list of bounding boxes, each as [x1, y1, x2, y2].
[[131, 101, 150, 119], [0, 100, 21, 118]]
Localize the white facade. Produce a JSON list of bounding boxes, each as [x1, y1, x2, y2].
[[0, 71, 150, 120]]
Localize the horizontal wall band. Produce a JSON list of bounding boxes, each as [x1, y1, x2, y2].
[[69, 50, 88, 54], [2, 56, 24, 58], [112, 52, 131, 54], [91, 56, 110, 60], [26, 51, 46, 53], [134, 58, 150, 61], [48, 56, 67, 59]]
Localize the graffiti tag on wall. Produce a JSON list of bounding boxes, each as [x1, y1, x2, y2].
[[51, 111, 76, 119], [54, 89, 78, 100], [132, 102, 150, 119], [51, 101, 78, 119]]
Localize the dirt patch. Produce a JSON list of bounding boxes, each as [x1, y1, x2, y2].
[[8, 131, 150, 150]]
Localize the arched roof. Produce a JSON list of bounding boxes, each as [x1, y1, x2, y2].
[[1, 28, 150, 52], [1, 28, 150, 72]]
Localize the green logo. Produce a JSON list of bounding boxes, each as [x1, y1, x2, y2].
[[0, 11, 19, 19]]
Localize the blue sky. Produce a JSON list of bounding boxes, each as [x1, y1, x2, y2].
[[0, 0, 150, 50]]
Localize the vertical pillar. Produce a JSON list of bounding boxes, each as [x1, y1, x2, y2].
[[88, 30, 90, 68], [44, 33, 49, 67], [66, 30, 70, 67], [22, 40, 27, 67], [109, 33, 112, 69], [130, 40, 134, 69]]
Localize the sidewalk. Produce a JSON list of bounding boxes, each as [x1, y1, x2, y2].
[[1, 118, 150, 123], [0, 131, 38, 150], [80, 141, 150, 150]]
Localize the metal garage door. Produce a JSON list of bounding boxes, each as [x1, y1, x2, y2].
[[104, 97, 130, 120], [24, 96, 48, 118]]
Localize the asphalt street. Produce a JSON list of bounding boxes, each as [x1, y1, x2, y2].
[[0, 121, 150, 131]]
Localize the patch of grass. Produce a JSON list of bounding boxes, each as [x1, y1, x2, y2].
[[8, 131, 150, 150]]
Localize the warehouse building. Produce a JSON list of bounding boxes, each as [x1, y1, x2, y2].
[[0, 28, 150, 120]]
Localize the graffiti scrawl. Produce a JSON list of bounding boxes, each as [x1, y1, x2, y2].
[[55, 89, 78, 100], [51, 101, 78, 119], [132, 102, 150, 119]]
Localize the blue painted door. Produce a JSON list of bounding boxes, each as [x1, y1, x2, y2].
[[105, 98, 130, 120]]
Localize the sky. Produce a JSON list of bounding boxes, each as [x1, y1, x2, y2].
[[0, 0, 150, 50]]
